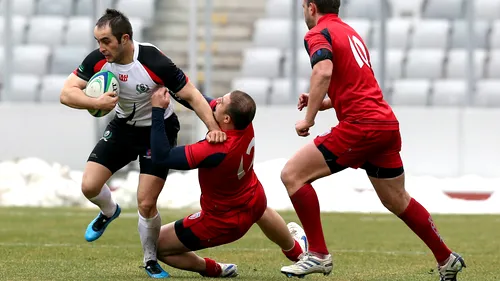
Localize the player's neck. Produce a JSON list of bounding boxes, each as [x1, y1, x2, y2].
[[220, 123, 235, 131], [117, 43, 135, 64]]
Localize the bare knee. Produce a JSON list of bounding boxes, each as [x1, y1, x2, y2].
[[81, 172, 102, 198], [370, 175, 410, 215], [137, 197, 157, 218], [280, 164, 302, 195]]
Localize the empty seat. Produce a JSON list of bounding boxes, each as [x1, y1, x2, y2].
[[116, 0, 154, 25], [344, 0, 384, 20], [475, 0, 500, 20], [27, 16, 65, 45], [9, 74, 40, 102], [388, 0, 424, 17], [372, 18, 412, 49], [13, 45, 50, 76], [451, 20, 489, 49], [423, 0, 464, 19], [50, 46, 90, 75], [411, 20, 450, 49], [370, 49, 405, 80], [76, 0, 113, 16], [283, 51, 312, 78], [487, 50, 500, 78], [270, 78, 309, 105], [405, 49, 445, 79], [391, 79, 430, 106], [241, 48, 282, 78], [231, 78, 271, 105], [65, 17, 93, 47], [343, 18, 371, 43], [489, 20, 500, 49], [40, 75, 67, 102], [0, 16, 28, 44], [431, 80, 467, 106], [37, 0, 73, 16], [446, 49, 486, 79], [253, 19, 307, 49], [474, 80, 500, 106], [12, 0, 36, 16]]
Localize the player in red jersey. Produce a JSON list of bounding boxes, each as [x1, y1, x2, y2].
[[279, 1, 466, 280], [149, 88, 308, 277]]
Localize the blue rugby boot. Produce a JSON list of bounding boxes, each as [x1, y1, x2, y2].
[[84, 204, 121, 242]]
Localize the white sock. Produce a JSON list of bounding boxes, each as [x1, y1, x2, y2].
[[88, 184, 117, 217], [138, 211, 162, 264]]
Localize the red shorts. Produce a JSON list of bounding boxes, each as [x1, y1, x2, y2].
[[314, 121, 403, 170], [175, 184, 267, 251]]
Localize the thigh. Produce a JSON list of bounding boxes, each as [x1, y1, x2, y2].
[[283, 141, 333, 186], [157, 222, 192, 256], [174, 210, 244, 251], [138, 113, 180, 179], [88, 119, 138, 174], [362, 130, 404, 178]]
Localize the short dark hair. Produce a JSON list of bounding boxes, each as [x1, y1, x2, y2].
[[307, 0, 341, 14], [96, 9, 133, 43], [226, 90, 256, 130]]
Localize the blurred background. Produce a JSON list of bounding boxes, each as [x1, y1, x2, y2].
[[1, 0, 500, 210]]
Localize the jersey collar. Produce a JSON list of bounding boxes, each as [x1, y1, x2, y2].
[[317, 13, 339, 25]]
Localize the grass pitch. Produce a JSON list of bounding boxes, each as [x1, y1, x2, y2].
[[0, 207, 498, 281]]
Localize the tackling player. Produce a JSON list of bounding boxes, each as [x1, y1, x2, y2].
[[279, 1, 466, 280], [59, 9, 225, 279], [149, 88, 308, 277]]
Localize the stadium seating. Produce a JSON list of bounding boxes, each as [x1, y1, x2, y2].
[[233, 0, 500, 106], [0, 0, 149, 102]]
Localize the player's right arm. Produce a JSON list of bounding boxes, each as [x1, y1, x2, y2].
[[60, 49, 117, 111]]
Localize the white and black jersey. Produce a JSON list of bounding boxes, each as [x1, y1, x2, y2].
[[74, 41, 187, 126]]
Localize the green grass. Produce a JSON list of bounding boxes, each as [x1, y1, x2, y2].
[[0, 207, 498, 280]]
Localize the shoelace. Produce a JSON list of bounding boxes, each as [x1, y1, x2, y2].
[[92, 213, 109, 231], [143, 261, 163, 274]]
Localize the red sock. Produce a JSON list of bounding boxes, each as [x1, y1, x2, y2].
[[290, 184, 329, 255], [399, 198, 452, 264], [282, 240, 304, 262], [201, 258, 221, 277]]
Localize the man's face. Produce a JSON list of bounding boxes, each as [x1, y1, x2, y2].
[[303, 0, 317, 30], [213, 93, 231, 125], [94, 24, 126, 63]]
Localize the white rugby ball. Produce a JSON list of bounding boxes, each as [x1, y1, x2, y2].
[[84, 71, 120, 117]]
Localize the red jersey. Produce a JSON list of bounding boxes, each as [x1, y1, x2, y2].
[[185, 124, 259, 213], [304, 14, 399, 129]]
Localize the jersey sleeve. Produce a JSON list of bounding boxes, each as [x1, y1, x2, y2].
[[138, 45, 188, 93], [304, 28, 334, 68], [151, 107, 225, 169], [185, 140, 227, 169], [72, 49, 106, 81]]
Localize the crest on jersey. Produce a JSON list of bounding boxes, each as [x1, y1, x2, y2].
[[136, 83, 151, 94], [188, 211, 201, 220], [119, 74, 128, 82]]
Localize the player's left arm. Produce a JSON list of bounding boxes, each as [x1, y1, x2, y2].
[[151, 107, 225, 169], [304, 31, 334, 124]]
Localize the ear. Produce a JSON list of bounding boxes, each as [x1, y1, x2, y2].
[[309, 2, 317, 15], [223, 114, 231, 124], [121, 34, 130, 44]]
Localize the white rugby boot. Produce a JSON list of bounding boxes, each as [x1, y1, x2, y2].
[[287, 222, 308, 256], [438, 252, 466, 281], [281, 253, 333, 278], [217, 263, 238, 278]]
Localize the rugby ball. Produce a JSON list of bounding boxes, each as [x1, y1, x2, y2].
[[84, 71, 120, 117]]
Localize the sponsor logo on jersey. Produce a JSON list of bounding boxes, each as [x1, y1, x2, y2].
[[78, 64, 84, 72], [136, 83, 151, 95], [188, 211, 201, 220], [119, 74, 128, 82]]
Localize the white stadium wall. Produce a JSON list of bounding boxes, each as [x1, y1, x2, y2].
[[0, 104, 498, 177]]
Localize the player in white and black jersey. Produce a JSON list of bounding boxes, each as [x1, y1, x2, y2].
[[60, 9, 226, 279]]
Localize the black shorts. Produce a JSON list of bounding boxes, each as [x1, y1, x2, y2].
[[88, 113, 180, 179]]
